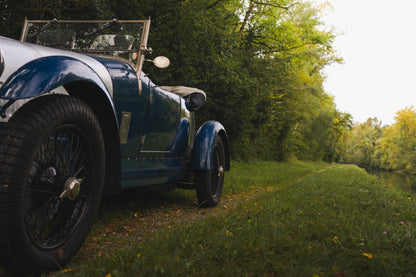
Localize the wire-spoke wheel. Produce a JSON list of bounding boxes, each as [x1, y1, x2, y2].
[[25, 124, 92, 249], [195, 136, 225, 207], [0, 95, 105, 274]]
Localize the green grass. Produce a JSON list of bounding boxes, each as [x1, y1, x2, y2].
[[52, 161, 416, 276]]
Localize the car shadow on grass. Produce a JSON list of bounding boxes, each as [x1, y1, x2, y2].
[[99, 185, 199, 217], [65, 186, 204, 270]]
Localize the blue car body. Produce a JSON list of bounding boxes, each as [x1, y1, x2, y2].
[[0, 20, 230, 194]]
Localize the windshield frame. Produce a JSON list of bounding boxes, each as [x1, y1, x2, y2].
[[20, 18, 151, 73]]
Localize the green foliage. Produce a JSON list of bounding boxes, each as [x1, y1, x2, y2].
[[0, 0, 113, 39], [344, 108, 416, 173], [0, 0, 346, 161], [344, 118, 383, 166], [376, 107, 416, 173]]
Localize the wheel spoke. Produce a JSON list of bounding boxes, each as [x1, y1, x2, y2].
[[25, 188, 57, 194], [210, 147, 222, 195], [56, 130, 70, 177], [72, 133, 83, 172], [25, 195, 61, 227], [24, 124, 92, 249], [66, 130, 88, 178]]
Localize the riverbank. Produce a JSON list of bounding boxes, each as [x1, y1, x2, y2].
[[35, 161, 416, 275], [365, 167, 416, 193]]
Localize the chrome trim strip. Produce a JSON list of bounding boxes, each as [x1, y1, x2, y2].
[[0, 46, 4, 79]]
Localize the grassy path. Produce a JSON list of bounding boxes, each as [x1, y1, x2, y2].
[[63, 161, 327, 270], [36, 161, 416, 276]]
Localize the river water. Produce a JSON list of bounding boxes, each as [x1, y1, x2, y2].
[[365, 167, 416, 193]]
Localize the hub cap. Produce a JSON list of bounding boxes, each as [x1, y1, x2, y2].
[[60, 177, 82, 200]]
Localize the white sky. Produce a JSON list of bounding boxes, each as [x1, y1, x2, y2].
[[314, 0, 416, 125]]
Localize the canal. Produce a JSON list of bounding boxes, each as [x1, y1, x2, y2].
[[365, 167, 416, 193]]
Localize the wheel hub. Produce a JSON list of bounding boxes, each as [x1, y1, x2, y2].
[[60, 177, 82, 200], [218, 165, 224, 177], [41, 166, 57, 184]]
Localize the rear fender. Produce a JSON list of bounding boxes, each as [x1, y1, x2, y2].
[[192, 121, 230, 171]]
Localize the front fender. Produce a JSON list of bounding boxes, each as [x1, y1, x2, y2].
[[192, 121, 230, 171], [0, 56, 109, 100]]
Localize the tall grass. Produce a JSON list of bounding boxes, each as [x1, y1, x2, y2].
[[53, 161, 416, 276]]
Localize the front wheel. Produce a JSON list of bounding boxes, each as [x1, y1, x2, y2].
[[195, 136, 226, 207], [0, 95, 105, 274]]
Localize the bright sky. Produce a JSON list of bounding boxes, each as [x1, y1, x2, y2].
[[315, 0, 416, 125]]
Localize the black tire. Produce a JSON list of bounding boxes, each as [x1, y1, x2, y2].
[[195, 136, 226, 207], [0, 95, 105, 274]]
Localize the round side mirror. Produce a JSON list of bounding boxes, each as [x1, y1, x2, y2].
[[153, 56, 170, 69]]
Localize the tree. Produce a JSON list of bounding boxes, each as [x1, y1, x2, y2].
[[0, 0, 113, 39], [0, 0, 342, 161], [344, 118, 383, 166], [376, 107, 416, 172]]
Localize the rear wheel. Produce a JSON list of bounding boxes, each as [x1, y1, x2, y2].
[[195, 136, 225, 207], [0, 95, 105, 273]]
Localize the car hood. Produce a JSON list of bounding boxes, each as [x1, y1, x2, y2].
[[0, 36, 113, 96]]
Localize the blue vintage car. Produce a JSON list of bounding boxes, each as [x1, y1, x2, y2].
[[0, 19, 230, 273]]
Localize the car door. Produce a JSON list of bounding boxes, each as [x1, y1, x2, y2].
[[140, 85, 181, 152]]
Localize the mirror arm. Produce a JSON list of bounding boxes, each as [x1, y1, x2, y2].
[[140, 46, 153, 55]]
